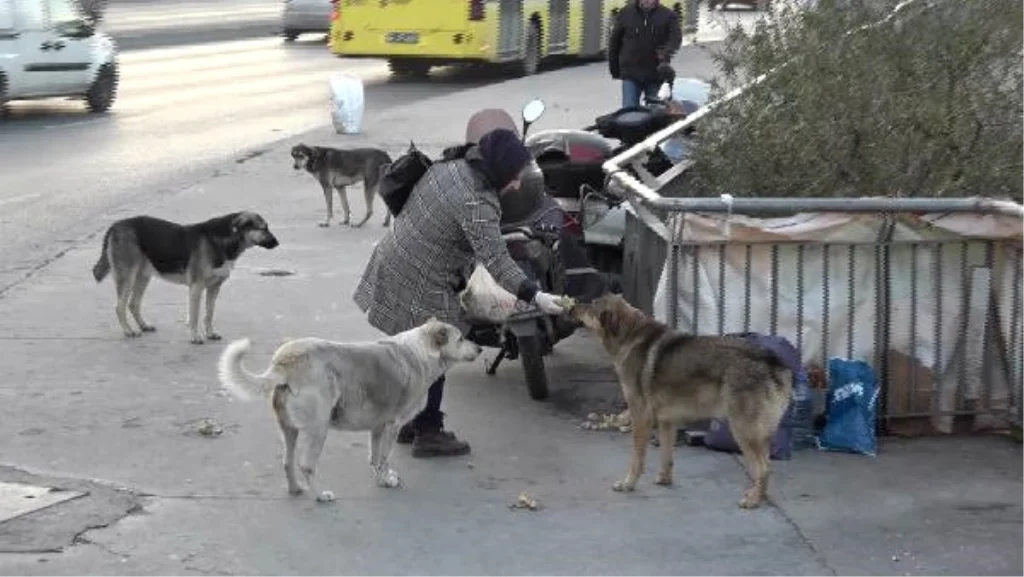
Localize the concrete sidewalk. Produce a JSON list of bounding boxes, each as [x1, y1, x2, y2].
[[0, 49, 1020, 576]]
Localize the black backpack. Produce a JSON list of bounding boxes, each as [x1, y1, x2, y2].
[[379, 141, 433, 217]]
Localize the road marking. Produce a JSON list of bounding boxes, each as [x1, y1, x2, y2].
[[0, 481, 86, 523]]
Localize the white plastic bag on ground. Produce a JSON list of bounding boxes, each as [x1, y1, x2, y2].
[[329, 73, 365, 134], [458, 264, 518, 324]]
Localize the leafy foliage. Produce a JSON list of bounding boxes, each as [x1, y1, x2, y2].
[[687, 0, 1023, 202]]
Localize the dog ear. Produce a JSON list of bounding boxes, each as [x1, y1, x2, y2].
[[430, 324, 449, 349], [230, 213, 248, 235]]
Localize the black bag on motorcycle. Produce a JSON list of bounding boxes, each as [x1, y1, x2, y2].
[[379, 142, 433, 217]]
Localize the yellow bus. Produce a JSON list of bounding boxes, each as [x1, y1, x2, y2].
[[328, 0, 677, 79]]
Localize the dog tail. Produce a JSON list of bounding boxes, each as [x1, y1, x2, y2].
[[92, 227, 112, 282], [217, 338, 286, 401]]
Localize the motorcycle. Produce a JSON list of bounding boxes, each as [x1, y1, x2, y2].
[[523, 79, 704, 276], [455, 100, 611, 401]]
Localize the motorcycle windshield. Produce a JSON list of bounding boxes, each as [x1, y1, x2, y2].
[[672, 78, 711, 113]]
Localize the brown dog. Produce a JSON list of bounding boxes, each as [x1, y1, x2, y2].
[[571, 294, 793, 509]]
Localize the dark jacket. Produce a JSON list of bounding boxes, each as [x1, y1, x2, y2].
[[608, 1, 683, 83]]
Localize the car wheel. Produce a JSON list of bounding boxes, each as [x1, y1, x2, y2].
[[283, 29, 300, 42], [86, 63, 118, 114], [388, 58, 431, 80], [517, 21, 541, 77]]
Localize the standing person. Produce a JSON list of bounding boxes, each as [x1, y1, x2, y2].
[[354, 128, 571, 458], [608, 0, 684, 109]]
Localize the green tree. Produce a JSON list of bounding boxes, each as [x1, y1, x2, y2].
[[688, 0, 1023, 202]]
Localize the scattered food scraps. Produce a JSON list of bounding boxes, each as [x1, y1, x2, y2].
[[579, 410, 632, 432], [556, 296, 578, 310], [509, 491, 542, 511], [196, 419, 223, 437]]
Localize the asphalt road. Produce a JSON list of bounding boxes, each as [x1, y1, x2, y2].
[[0, 37, 499, 294]]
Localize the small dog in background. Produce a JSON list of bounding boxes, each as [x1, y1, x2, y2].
[[571, 294, 793, 509], [290, 143, 393, 228], [217, 318, 482, 501], [92, 211, 279, 344]]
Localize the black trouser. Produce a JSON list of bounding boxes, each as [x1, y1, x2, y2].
[[409, 375, 445, 432]]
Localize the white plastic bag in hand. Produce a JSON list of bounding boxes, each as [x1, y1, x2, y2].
[[458, 264, 518, 324], [329, 73, 365, 135]]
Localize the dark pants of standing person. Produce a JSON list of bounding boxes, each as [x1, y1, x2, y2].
[[411, 375, 445, 431]]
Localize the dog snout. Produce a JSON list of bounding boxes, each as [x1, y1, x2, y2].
[[261, 233, 280, 249], [569, 303, 589, 321], [462, 342, 483, 360]]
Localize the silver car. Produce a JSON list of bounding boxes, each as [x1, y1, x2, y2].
[[282, 0, 332, 41]]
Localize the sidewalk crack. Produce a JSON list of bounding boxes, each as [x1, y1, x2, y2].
[[771, 499, 837, 576]]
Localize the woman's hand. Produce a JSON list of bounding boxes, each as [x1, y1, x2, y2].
[[533, 292, 571, 315]]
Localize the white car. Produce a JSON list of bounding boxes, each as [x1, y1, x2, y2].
[[281, 0, 332, 42], [0, 0, 118, 114]]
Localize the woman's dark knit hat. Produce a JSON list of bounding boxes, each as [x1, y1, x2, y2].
[[476, 128, 532, 191]]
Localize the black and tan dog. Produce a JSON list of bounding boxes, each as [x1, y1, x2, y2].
[[92, 212, 279, 344], [290, 143, 393, 228], [571, 294, 792, 509]]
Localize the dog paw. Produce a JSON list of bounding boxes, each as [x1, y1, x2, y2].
[[318, 222, 330, 228], [190, 336, 205, 345], [206, 332, 222, 341], [738, 491, 763, 509], [376, 469, 401, 489], [654, 473, 673, 486], [612, 480, 635, 492], [315, 490, 336, 503], [288, 486, 305, 496], [123, 330, 141, 338], [140, 325, 156, 333]]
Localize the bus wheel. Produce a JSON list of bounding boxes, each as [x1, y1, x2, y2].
[[517, 22, 541, 77], [388, 59, 431, 80], [0, 72, 9, 118]]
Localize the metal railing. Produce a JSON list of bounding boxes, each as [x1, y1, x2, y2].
[[609, 183, 1024, 432], [654, 225, 1023, 432]]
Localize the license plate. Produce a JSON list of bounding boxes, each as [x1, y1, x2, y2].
[[385, 32, 419, 44]]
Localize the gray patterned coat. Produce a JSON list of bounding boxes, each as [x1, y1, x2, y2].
[[353, 151, 536, 336]]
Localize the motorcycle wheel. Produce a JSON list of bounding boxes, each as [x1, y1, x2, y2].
[[518, 335, 549, 401]]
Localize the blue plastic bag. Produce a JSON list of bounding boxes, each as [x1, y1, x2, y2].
[[818, 358, 879, 456]]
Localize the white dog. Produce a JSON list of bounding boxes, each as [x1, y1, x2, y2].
[[217, 318, 482, 501]]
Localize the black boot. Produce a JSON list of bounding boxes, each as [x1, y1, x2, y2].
[[397, 423, 416, 444], [412, 425, 471, 458]]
